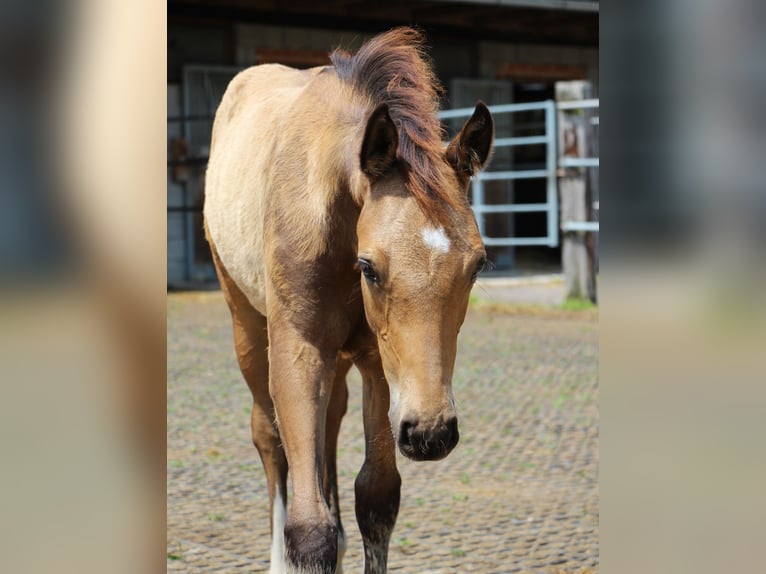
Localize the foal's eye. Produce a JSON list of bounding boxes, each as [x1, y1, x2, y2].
[[357, 259, 380, 285], [471, 258, 487, 282]]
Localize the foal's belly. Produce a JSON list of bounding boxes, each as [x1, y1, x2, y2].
[[204, 151, 270, 316], [205, 207, 269, 316]]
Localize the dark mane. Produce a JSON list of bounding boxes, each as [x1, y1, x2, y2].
[[331, 27, 459, 220]]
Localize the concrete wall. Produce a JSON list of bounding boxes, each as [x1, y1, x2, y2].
[[478, 42, 599, 94], [234, 24, 373, 68], [168, 23, 232, 83]]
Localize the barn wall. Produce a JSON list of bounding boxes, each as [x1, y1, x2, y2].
[[167, 84, 187, 283], [478, 42, 599, 94], [234, 24, 374, 68], [233, 24, 598, 96]]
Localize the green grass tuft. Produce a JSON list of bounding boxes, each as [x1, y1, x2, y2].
[[560, 297, 597, 311]]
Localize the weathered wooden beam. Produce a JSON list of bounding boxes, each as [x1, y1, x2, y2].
[[556, 80, 597, 303]]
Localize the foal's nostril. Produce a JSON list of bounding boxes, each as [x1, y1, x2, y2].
[[397, 417, 459, 460], [399, 419, 417, 445], [445, 416, 459, 449]]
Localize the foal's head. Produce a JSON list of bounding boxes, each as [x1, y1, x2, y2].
[[355, 102, 493, 461]]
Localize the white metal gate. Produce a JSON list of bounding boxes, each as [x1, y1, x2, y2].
[[439, 99, 599, 249]]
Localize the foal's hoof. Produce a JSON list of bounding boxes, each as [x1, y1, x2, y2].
[[284, 520, 339, 574]]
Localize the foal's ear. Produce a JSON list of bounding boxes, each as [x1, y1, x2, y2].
[[360, 103, 398, 179], [446, 101, 494, 181]]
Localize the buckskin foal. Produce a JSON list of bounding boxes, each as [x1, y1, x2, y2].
[[204, 27, 493, 574]]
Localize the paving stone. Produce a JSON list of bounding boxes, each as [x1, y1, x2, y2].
[[168, 291, 598, 573]]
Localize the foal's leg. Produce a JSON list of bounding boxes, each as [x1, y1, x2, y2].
[[354, 355, 402, 574], [234, 313, 289, 574], [211, 248, 288, 574], [324, 357, 350, 574], [268, 323, 341, 574]]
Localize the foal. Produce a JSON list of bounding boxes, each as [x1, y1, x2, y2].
[[204, 28, 493, 574]]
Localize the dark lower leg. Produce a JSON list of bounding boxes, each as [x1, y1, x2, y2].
[[323, 358, 350, 572], [354, 358, 401, 574]]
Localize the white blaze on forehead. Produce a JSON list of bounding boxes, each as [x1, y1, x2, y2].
[[421, 226, 451, 254]]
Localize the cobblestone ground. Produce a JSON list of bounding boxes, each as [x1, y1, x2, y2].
[[168, 291, 598, 573]]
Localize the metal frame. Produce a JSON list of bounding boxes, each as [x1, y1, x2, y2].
[[182, 65, 244, 149], [176, 65, 244, 282], [439, 100, 560, 248], [556, 98, 600, 234], [439, 98, 600, 248]]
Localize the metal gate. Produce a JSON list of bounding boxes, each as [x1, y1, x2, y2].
[[439, 99, 599, 251], [440, 101, 560, 248]]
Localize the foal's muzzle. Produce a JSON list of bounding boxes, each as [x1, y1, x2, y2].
[[397, 416, 459, 461]]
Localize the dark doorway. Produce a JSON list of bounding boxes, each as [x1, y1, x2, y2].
[[511, 81, 561, 272]]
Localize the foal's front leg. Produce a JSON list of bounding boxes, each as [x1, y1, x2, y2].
[[268, 325, 340, 574], [354, 355, 402, 574], [324, 358, 351, 574]]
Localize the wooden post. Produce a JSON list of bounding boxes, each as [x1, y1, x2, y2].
[[556, 81, 597, 303]]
